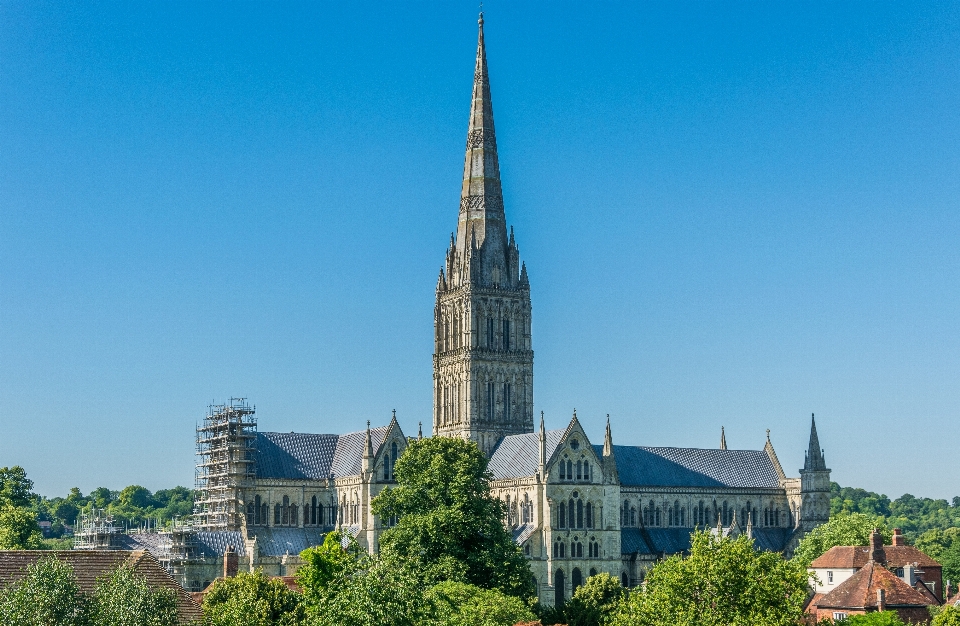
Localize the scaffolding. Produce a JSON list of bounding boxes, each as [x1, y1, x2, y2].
[[156, 517, 202, 590], [194, 398, 257, 531], [73, 508, 123, 550]]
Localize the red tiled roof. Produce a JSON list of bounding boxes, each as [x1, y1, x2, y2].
[[948, 590, 960, 606], [0, 550, 202, 622], [815, 561, 936, 610], [810, 545, 941, 569], [913, 579, 940, 605]]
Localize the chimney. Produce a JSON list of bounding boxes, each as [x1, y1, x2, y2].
[[892, 528, 905, 546], [223, 545, 239, 578], [903, 563, 914, 585], [870, 529, 886, 565], [877, 588, 886, 612]]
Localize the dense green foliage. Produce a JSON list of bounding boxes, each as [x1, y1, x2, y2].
[[89, 565, 180, 626], [838, 611, 908, 625], [0, 466, 44, 549], [612, 531, 809, 626], [0, 555, 89, 625], [830, 483, 960, 539], [371, 437, 534, 598], [203, 570, 305, 626], [423, 580, 536, 626], [793, 513, 891, 567], [0, 555, 181, 626], [915, 527, 960, 586], [933, 606, 960, 626], [296, 531, 362, 607], [562, 573, 625, 626]]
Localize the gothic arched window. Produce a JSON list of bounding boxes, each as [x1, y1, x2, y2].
[[558, 502, 566, 529], [274, 503, 281, 525], [576, 460, 582, 480], [576, 499, 584, 529], [630, 506, 636, 527], [282, 496, 290, 525], [585, 502, 593, 528]]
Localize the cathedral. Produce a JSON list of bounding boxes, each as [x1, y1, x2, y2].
[[80, 16, 831, 603]]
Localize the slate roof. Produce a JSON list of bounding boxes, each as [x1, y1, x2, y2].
[[607, 445, 781, 489], [0, 550, 202, 622], [120, 531, 247, 558], [751, 527, 792, 553], [620, 527, 652, 555], [513, 523, 536, 545], [254, 426, 389, 480], [488, 430, 565, 480], [810, 545, 941, 569], [815, 560, 934, 610], [248, 527, 328, 556]]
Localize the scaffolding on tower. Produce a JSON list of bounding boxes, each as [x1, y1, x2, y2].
[[194, 398, 257, 531]]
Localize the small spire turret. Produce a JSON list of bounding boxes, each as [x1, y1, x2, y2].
[[720, 426, 727, 450]]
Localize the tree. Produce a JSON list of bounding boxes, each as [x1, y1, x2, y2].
[[933, 606, 960, 626], [0, 467, 34, 509], [793, 513, 891, 567], [0, 505, 44, 549], [0, 555, 89, 626], [307, 556, 432, 626], [424, 580, 536, 626], [371, 437, 534, 598], [612, 531, 810, 626], [202, 569, 305, 626], [90, 565, 179, 626], [297, 531, 361, 606], [841, 612, 907, 625], [563, 573, 625, 626], [915, 528, 960, 585]]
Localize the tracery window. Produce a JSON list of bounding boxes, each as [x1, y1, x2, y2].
[[571, 539, 583, 557], [558, 502, 566, 529], [553, 539, 565, 558], [589, 538, 601, 558], [585, 502, 593, 529]]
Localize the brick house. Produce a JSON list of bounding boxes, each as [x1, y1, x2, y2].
[[808, 531, 941, 624], [810, 528, 943, 601]]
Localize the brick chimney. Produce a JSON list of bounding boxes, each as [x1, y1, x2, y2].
[[870, 529, 886, 565], [223, 545, 239, 578], [892, 528, 905, 546], [877, 588, 886, 612]]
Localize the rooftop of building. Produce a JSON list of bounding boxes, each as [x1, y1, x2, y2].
[[0, 550, 202, 622], [814, 560, 935, 610]]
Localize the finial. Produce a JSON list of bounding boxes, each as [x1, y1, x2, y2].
[[606, 413, 610, 425], [366, 420, 370, 430], [573, 408, 577, 417], [392, 409, 396, 420], [418, 421, 423, 439], [766, 428, 770, 441]]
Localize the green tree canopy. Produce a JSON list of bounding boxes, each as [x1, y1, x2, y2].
[[915, 527, 960, 586], [612, 531, 809, 626], [371, 437, 533, 598], [424, 580, 536, 626], [0, 555, 89, 626], [563, 573, 625, 626], [840, 611, 907, 625], [933, 606, 960, 626], [90, 565, 179, 626], [0, 467, 34, 509], [202, 569, 305, 626], [297, 530, 362, 607], [793, 513, 891, 567], [0, 506, 44, 549]]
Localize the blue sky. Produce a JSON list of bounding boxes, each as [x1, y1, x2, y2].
[[1, 1, 958, 500]]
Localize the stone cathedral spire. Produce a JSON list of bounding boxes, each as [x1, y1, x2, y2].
[[433, 14, 534, 454]]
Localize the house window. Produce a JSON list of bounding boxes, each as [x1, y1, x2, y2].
[[833, 613, 847, 621], [828, 571, 833, 584]]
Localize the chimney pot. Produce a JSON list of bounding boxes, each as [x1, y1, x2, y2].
[[870, 529, 886, 564]]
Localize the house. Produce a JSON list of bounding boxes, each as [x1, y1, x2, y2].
[[810, 528, 943, 601], [0, 549, 202, 622], [808, 530, 941, 624]]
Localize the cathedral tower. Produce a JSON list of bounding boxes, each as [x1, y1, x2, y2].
[[799, 413, 831, 531], [433, 14, 533, 453]]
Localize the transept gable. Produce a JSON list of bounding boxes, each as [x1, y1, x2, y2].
[[546, 412, 603, 483]]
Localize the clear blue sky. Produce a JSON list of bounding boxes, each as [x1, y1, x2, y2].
[[1, 1, 958, 500]]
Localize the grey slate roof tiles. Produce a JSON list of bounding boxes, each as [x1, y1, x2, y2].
[[248, 527, 327, 556], [254, 427, 388, 480], [488, 430, 565, 480], [597, 444, 780, 489]]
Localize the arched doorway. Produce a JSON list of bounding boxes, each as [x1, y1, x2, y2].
[[554, 569, 565, 607], [621, 572, 628, 587], [572, 568, 583, 592]]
